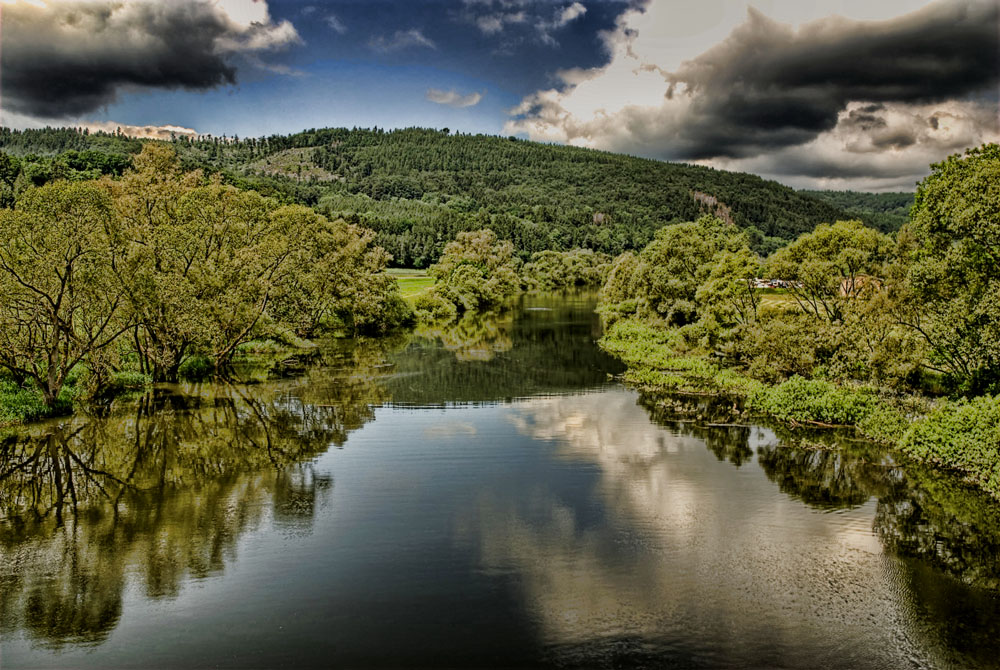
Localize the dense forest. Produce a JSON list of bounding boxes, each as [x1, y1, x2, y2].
[[0, 125, 896, 265], [800, 190, 914, 233]]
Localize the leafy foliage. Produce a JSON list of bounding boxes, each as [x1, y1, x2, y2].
[[599, 216, 752, 327], [423, 229, 521, 316], [901, 395, 1000, 497], [765, 219, 893, 323], [0, 180, 129, 405], [899, 143, 1000, 393], [0, 145, 409, 410], [1, 126, 853, 264], [520, 249, 610, 291]]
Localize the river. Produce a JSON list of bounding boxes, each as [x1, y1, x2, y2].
[[1, 292, 999, 669]]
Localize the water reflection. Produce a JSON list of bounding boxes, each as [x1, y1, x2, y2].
[[757, 446, 878, 510], [0, 364, 381, 649], [637, 393, 755, 467], [637, 390, 1000, 591], [384, 292, 624, 405], [1, 293, 1000, 668], [490, 391, 1000, 667]]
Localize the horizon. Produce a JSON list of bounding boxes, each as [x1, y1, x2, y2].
[[0, 122, 930, 195], [1, 0, 998, 191]]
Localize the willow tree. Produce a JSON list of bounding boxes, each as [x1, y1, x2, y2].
[[113, 145, 294, 379], [765, 220, 893, 323], [428, 229, 521, 312], [267, 205, 408, 338], [0, 181, 130, 406], [695, 246, 762, 327], [598, 216, 743, 326]]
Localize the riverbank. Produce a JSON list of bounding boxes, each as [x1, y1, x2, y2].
[[600, 318, 1000, 499], [0, 269, 434, 430]]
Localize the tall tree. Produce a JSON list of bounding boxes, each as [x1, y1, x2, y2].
[[766, 220, 892, 323], [899, 143, 1000, 392], [0, 181, 130, 406]]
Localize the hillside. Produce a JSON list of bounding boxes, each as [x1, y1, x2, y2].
[[1, 126, 857, 265], [800, 189, 914, 233]]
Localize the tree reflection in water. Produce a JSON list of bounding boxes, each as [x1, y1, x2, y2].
[[384, 292, 623, 406], [638, 393, 754, 467], [0, 345, 393, 649], [2, 292, 1000, 663], [638, 388, 1000, 592]]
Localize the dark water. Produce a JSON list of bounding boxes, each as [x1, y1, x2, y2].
[[2, 293, 1000, 669]]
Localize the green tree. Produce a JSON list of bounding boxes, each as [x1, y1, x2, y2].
[[428, 229, 521, 312], [765, 220, 892, 323], [899, 143, 1000, 392], [113, 145, 294, 378], [520, 248, 610, 291], [0, 153, 20, 208], [0, 181, 130, 406], [268, 205, 409, 337], [600, 216, 742, 326], [695, 246, 762, 327]]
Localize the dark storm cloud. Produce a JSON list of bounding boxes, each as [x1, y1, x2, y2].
[[0, 1, 299, 118], [667, 0, 1000, 159]]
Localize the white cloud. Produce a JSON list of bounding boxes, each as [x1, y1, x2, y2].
[[369, 28, 437, 52], [426, 88, 484, 108], [504, 0, 999, 190], [324, 14, 347, 35], [556, 1, 586, 27], [475, 11, 526, 34], [460, 1, 587, 45]]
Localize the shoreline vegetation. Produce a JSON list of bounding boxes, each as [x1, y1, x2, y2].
[[598, 319, 1000, 499], [0, 143, 412, 428], [593, 144, 1000, 500], [1, 132, 998, 503]]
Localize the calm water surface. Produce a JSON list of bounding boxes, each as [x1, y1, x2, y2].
[[2, 293, 999, 669]]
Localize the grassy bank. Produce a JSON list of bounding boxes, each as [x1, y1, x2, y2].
[[600, 318, 1000, 499], [390, 268, 435, 299]]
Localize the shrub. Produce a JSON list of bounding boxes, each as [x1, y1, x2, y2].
[[178, 355, 215, 381], [412, 289, 459, 324], [750, 376, 878, 426], [901, 395, 1000, 496], [0, 380, 53, 425]]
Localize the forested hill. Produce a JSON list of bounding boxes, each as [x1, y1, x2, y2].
[[799, 190, 914, 234], [1, 125, 858, 265]]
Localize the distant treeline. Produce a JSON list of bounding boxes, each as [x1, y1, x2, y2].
[[1, 125, 899, 265], [800, 190, 914, 233]]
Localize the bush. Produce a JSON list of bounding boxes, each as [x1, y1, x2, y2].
[[412, 289, 459, 324], [0, 380, 53, 425], [750, 376, 879, 426], [727, 311, 835, 383], [178, 355, 215, 381], [901, 395, 1000, 497]]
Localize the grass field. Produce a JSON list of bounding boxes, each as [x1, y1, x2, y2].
[[758, 291, 798, 310], [389, 268, 435, 298]]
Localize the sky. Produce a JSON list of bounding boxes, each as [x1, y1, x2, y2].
[[0, 0, 998, 190]]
